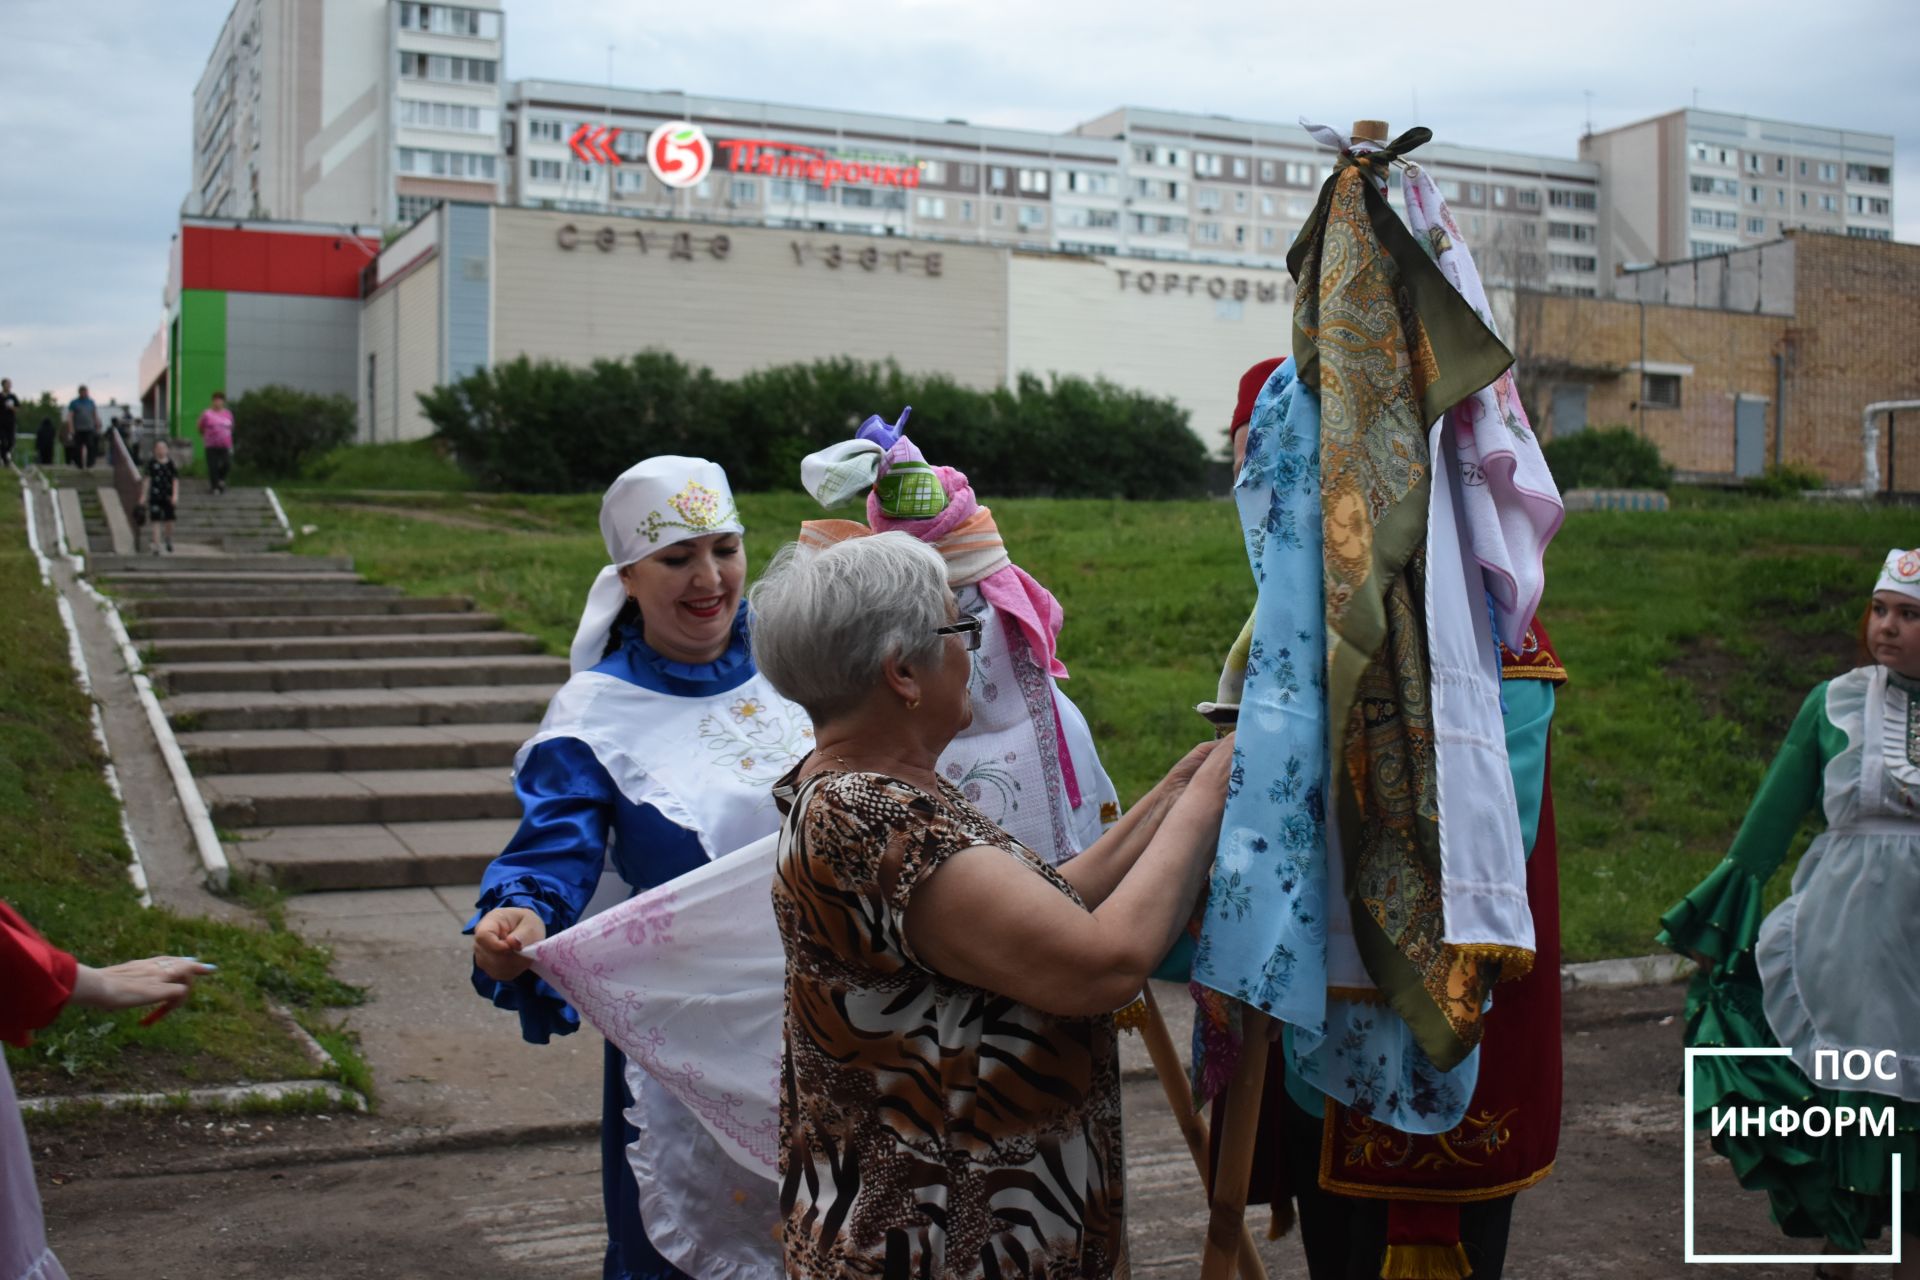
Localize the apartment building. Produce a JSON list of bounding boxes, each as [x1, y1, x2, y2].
[[1582, 108, 1895, 278], [187, 0, 504, 227]]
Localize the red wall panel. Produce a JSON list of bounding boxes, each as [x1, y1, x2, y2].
[[180, 226, 372, 298]]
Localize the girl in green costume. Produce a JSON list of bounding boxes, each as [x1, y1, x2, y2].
[[1662, 548, 1920, 1275]]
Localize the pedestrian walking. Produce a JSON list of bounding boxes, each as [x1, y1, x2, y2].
[[64, 385, 100, 470], [141, 439, 179, 554], [1660, 548, 1920, 1277], [0, 378, 19, 468], [198, 392, 233, 494], [34, 415, 55, 466]]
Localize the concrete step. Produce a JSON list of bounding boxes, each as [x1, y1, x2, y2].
[[178, 723, 532, 774], [90, 554, 349, 575], [127, 611, 506, 640], [201, 767, 519, 828], [163, 682, 558, 731], [149, 630, 543, 664], [111, 580, 398, 602], [153, 653, 570, 695], [228, 818, 520, 891], [98, 571, 367, 590], [128, 594, 471, 619]]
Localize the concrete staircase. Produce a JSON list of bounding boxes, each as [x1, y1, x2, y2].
[[59, 466, 290, 553], [103, 540, 566, 893]]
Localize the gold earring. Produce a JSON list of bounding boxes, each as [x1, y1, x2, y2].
[[907, 698, 920, 710]]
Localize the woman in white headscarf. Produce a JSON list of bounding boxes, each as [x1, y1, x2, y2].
[[468, 457, 810, 1280]]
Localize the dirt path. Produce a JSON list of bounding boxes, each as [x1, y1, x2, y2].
[[36, 985, 1902, 1277]]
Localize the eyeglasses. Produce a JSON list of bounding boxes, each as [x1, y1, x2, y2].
[[933, 613, 984, 652]]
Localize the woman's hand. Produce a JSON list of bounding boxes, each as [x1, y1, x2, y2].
[[472, 907, 546, 982], [70, 956, 215, 1024], [1180, 730, 1236, 814], [1159, 738, 1225, 799]]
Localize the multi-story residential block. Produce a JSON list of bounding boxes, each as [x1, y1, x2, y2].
[[187, 0, 504, 227], [1582, 108, 1895, 278]]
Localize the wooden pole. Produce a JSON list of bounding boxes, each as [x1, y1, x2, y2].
[[1137, 988, 1268, 1280], [1199, 1007, 1276, 1280]]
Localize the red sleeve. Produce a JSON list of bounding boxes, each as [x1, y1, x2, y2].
[[0, 900, 78, 1046]]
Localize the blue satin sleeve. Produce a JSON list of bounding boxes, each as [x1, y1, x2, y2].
[[464, 737, 714, 1044], [1502, 681, 1556, 860]]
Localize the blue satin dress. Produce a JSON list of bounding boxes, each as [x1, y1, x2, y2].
[[468, 611, 760, 1280]]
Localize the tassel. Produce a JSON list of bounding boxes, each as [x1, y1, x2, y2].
[[1267, 1197, 1296, 1240], [1114, 996, 1149, 1033], [1378, 1242, 1472, 1280]]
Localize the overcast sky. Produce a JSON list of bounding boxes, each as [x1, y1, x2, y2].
[[2, 0, 1914, 405]]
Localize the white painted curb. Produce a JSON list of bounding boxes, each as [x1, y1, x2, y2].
[[17, 1080, 364, 1117], [265, 486, 293, 541]]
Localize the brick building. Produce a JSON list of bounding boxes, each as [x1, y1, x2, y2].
[[1511, 231, 1920, 489]]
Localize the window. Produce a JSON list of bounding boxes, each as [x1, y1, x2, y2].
[[1549, 252, 1597, 272], [1689, 175, 1738, 197], [398, 53, 497, 84], [1748, 185, 1763, 203], [1196, 221, 1221, 243], [615, 168, 646, 192], [1063, 170, 1116, 195], [395, 195, 435, 223], [730, 178, 756, 203], [1058, 207, 1118, 229], [916, 195, 945, 218], [1260, 226, 1276, 247], [528, 118, 563, 143], [1517, 188, 1540, 209], [1196, 187, 1221, 211], [1233, 224, 1246, 245], [988, 166, 1008, 190], [1016, 167, 1048, 194], [1819, 163, 1838, 182], [396, 147, 495, 179], [1847, 226, 1893, 241], [528, 158, 562, 182], [1437, 178, 1463, 200], [1549, 221, 1596, 241], [1776, 157, 1786, 173], [1870, 197, 1890, 215], [1746, 153, 1762, 173], [1466, 183, 1485, 203], [399, 5, 499, 37], [1549, 188, 1596, 210], [399, 100, 493, 133], [921, 160, 946, 184], [1130, 213, 1188, 235], [1641, 373, 1681, 409], [1017, 204, 1046, 229], [1131, 144, 1154, 165], [957, 164, 977, 186], [1798, 160, 1808, 177], [1194, 153, 1223, 177], [1820, 194, 1838, 212], [1847, 163, 1891, 184], [1231, 157, 1248, 179], [1689, 239, 1732, 258], [959, 199, 973, 220], [1157, 147, 1187, 168], [767, 179, 804, 203], [1259, 160, 1277, 182], [991, 203, 1004, 224], [1260, 193, 1275, 217], [1777, 189, 1787, 206], [1800, 191, 1809, 207], [1492, 186, 1508, 207], [1747, 216, 1766, 234], [1284, 161, 1315, 185], [1233, 189, 1247, 213]]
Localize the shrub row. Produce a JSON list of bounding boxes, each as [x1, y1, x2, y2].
[[417, 353, 1211, 498]]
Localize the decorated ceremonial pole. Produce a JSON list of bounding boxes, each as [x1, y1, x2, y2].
[[1197, 115, 1395, 1280]]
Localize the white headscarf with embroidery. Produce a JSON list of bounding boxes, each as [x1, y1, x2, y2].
[[1876, 548, 1920, 605], [569, 456, 745, 674]]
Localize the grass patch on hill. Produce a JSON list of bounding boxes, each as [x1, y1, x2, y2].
[[1, 485, 367, 1100], [281, 483, 1915, 962]]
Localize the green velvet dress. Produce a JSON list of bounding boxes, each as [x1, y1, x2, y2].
[[1659, 665, 1920, 1251]]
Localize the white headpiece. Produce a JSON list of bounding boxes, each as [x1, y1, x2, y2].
[[1875, 547, 1920, 605], [568, 456, 744, 673]]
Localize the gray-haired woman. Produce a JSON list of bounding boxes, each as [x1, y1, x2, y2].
[[751, 530, 1232, 1279]]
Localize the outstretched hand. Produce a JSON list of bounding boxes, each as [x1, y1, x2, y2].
[[472, 907, 547, 982], [70, 956, 217, 1025]]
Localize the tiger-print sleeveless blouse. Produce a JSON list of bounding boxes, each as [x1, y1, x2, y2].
[[772, 767, 1127, 1279]]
